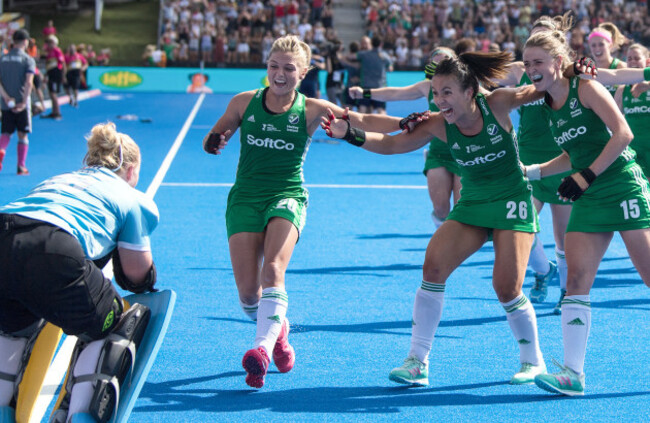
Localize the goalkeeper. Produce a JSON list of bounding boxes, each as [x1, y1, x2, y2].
[[0, 122, 158, 421]]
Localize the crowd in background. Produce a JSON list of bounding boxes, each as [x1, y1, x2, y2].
[[152, 0, 650, 71], [153, 0, 335, 67], [362, 0, 650, 68]]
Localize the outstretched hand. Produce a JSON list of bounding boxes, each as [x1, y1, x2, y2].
[[573, 57, 598, 78], [203, 129, 231, 155], [320, 108, 350, 139], [348, 86, 363, 100], [399, 111, 430, 133]]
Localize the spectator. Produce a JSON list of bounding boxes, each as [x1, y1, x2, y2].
[[43, 35, 65, 120], [324, 39, 345, 106], [341, 41, 360, 111], [26, 38, 46, 115], [237, 32, 251, 64], [96, 48, 111, 66], [0, 29, 35, 175], [64, 44, 88, 108], [201, 26, 214, 63], [42, 19, 56, 39], [356, 35, 392, 114]]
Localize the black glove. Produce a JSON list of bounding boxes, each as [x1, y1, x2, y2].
[[399, 111, 427, 133], [424, 61, 438, 80], [204, 132, 225, 154], [557, 168, 596, 201], [573, 57, 596, 76], [112, 250, 158, 294]]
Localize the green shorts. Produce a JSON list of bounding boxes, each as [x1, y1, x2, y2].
[[226, 190, 308, 239], [632, 148, 650, 179], [423, 138, 461, 176], [448, 189, 539, 233], [530, 171, 571, 204], [567, 161, 650, 232]]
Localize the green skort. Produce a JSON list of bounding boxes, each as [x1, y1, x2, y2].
[[226, 189, 308, 239], [567, 161, 650, 232], [423, 138, 461, 176]]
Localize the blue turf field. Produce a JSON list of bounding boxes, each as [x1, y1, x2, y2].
[[2, 92, 650, 422]]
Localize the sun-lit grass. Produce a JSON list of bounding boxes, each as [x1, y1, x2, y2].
[[29, 1, 159, 66]]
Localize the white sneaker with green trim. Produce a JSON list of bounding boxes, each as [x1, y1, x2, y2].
[[388, 356, 429, 386], [534, 360, 585, 396], [510, 362, 547, 385], [530, 261, 557, 303]]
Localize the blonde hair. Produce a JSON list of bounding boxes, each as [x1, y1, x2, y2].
[[532, 11, 574, 33], [83, 122, 139, 171], [590, 22, 627, 52], [268, 35, 312, 69], [429, 46, 455, 62], [524, 29, 575, 70]]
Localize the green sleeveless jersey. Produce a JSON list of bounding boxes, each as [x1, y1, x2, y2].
[[424, 88, 459, 175], [446, 93, 530, 201], [233, 88, 311, 199], [604, 58, 621, 97], [542, 77, 635, 177], [516, 73, 562, 164], [622, 84, 650, 153]]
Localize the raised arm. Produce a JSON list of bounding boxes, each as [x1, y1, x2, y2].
[[578, 66, 650, 86], [487, 85, 543, 127], [348, 80, 430, 101], [307, 97, 407, 134], [321, 109, 445, 155]]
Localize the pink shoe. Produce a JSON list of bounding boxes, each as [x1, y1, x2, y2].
[[0, 149, 4, 171], [242, 347, 270, 388], [273, 318, 295, 373]]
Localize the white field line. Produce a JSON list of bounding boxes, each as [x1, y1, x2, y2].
[[161, 182, 427, 189]]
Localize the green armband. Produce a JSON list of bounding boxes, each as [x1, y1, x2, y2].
[[363, 88, 372, 99], [343, 125, 366, 147], [644, 67, 650, 81]]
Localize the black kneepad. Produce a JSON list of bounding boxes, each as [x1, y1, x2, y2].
[[111, 250, 157, 294]]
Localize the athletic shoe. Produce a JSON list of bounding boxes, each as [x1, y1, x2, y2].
[[534, 360, 585, 396], [0, 149, 5, 171], [273, 318, 295, 373], [388, 356, 429, 386], [510, 362, 547, 385], [553, 289, 566, 315], [529, 261, 557, 303], [17, 166, 29, 175], [42, 112, 62, 120], [242, 347, 270, 389]]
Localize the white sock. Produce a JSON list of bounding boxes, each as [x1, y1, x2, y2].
[[561, 295, 591, 375], [556, 248, 567, 290], [68, 341, 104, 418], [431, 211, 444, 228], [501, 294, 543, 366], [253, 287, 288, 354], [240, 299, 259, 321], [0, 335, 27, 406], [408, 281, 445, 363], [528, 234, 550, 275]]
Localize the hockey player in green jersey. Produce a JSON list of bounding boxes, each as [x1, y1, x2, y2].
[[322, 51, 549, 387], [522, 28, 650, 397], [202, 34, 416, 389]]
